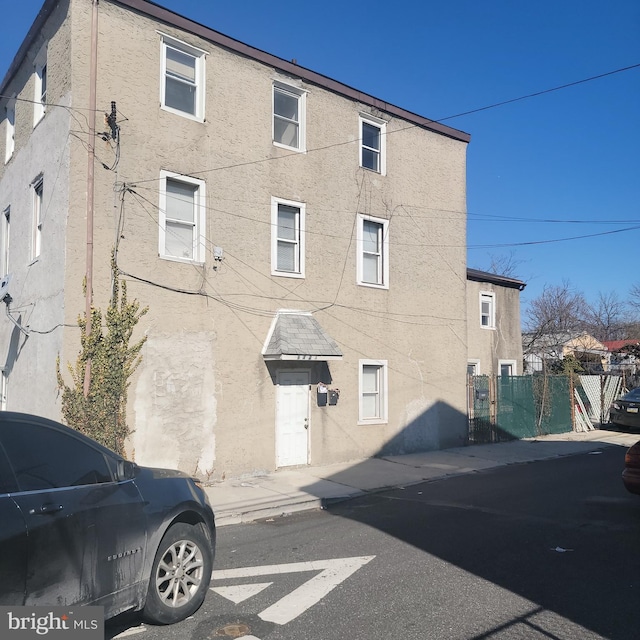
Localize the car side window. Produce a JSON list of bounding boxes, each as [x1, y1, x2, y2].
[[0, 443, 18, 493], [0, 421, 112, 491]]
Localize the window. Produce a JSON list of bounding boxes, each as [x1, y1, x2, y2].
[[498, 360, 516, 377], [359, 360, 388, 423], [359, 115, 386, 174], [273, 83, 306, 151], [160, 35, 206, 120], [271, 197, 305, 277], [1, 206, 9, 276], [467, 360, 480, 376], [0, 420, 112, 491], [31, 177, 43, 261], [357, 214, 389, 288], [159, 171, 206, 263], [5, 98, 15, 162], [480, 292, 495, 328], [33, 45, 47, 126]]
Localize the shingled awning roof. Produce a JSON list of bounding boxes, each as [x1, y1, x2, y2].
[[262, 311, 343, 361]]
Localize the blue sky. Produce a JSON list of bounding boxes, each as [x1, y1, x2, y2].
[[2, 0, 639, 318]]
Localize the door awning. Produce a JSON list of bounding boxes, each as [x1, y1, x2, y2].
[[262, 310, 343, 361]]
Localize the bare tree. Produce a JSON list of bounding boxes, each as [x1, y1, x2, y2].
[[484, 251, 525, 279], [629, 282, 640, 312], [524, 280, 586, 334], [582, 291, 631, 342]]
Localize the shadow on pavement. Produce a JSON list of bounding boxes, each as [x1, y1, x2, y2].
[[311, 409, 640, 639]]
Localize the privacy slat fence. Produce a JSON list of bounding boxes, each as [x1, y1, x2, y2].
[[468, 374, 570, 443], [467, 374, 620, 444]]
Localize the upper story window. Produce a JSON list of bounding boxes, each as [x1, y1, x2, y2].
[[31, 177, 43, 262], [273, 83, 306, 151], [33, 45, 47, 126], [158, 171, 206, 263], [359, 114, 386, 175], [480, 292, 495, 328], [5, 98, 15, 163], [271, 197, 305, 278], [160, 35, 206, 121], [357, 214, 389, 289], [359, 359, 388, 424]]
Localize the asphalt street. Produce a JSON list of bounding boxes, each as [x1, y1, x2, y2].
[[108, 445, 640, 640]]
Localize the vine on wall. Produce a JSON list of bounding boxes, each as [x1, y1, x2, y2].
[[57, 253, 148, 455]]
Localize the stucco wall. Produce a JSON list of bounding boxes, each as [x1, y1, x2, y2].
[[0, 0, 72, 418], [1, 0, 470, 478], [466, 279, 524, 376]]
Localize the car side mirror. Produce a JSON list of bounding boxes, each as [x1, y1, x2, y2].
[[116, 460, 137, 481]]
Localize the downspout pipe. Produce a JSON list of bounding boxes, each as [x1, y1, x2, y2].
[[84, 0, 99, 396]]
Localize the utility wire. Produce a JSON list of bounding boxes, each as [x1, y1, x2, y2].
[[434, 63, 640, 122], [124, 62, 640, 187], [128, 182, 640, 252], [469, 224, 640, 249]]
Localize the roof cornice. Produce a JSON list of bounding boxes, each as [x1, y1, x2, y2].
[[2, 0, 470, 144], [466, 268, 526, 291], [117, 0, 470, 142]]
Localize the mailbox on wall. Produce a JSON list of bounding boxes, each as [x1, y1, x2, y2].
[[317, 383, 328, 407], [317, 384, 339, 407]]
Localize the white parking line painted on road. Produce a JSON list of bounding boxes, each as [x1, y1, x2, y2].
[[211, 582, 273, 604], [211, 556, 375, 626]]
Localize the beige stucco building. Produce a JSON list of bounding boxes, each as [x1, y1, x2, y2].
[[466, 269, 526, 377], [0, 0, 475, 479]]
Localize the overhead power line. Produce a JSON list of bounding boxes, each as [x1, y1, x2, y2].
[[469, 223, 640, 249], [125, 62, 640, 186], [434, 63, 640, 122]]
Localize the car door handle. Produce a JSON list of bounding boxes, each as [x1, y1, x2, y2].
[[30, 503, 64, 515]]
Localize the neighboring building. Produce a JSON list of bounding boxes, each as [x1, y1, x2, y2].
[[603, 339, 639, 384], [466, 269, 526, 377], [0, 0, 471, 479], [523, 331, 608, 374]]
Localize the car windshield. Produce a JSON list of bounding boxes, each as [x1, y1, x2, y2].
[[623, 388, 640, 401]]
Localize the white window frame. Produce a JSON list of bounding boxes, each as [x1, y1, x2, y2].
[[159, 34, 206, 122], [359, 114, 386, 175], [480, 291, 496, 329], [33, 45, 47, 126], [31, 177, 43, 262], [467, 359, 481, 376], [498, 359, 517, 376], [158, 171, 206, 264], [272, 82, 306, 152], [1, 206, 9, 276], [357, 214, 389, 289], [5, 97, 15, 163], [359, 359, 388, 424], [271, 197, 305, 278]]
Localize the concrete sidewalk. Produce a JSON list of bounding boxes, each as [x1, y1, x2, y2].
[[204, 429, 638, 527]]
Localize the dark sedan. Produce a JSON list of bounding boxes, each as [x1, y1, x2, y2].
[[622, 439, 640, 495], [610, 387, 640, 429], [0, 412, 215, 624]]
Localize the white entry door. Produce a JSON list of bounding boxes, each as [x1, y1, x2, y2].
[[276, 370, 310, 467]]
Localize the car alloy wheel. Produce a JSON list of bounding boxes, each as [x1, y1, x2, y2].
[[143, 523, 212, 624]]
